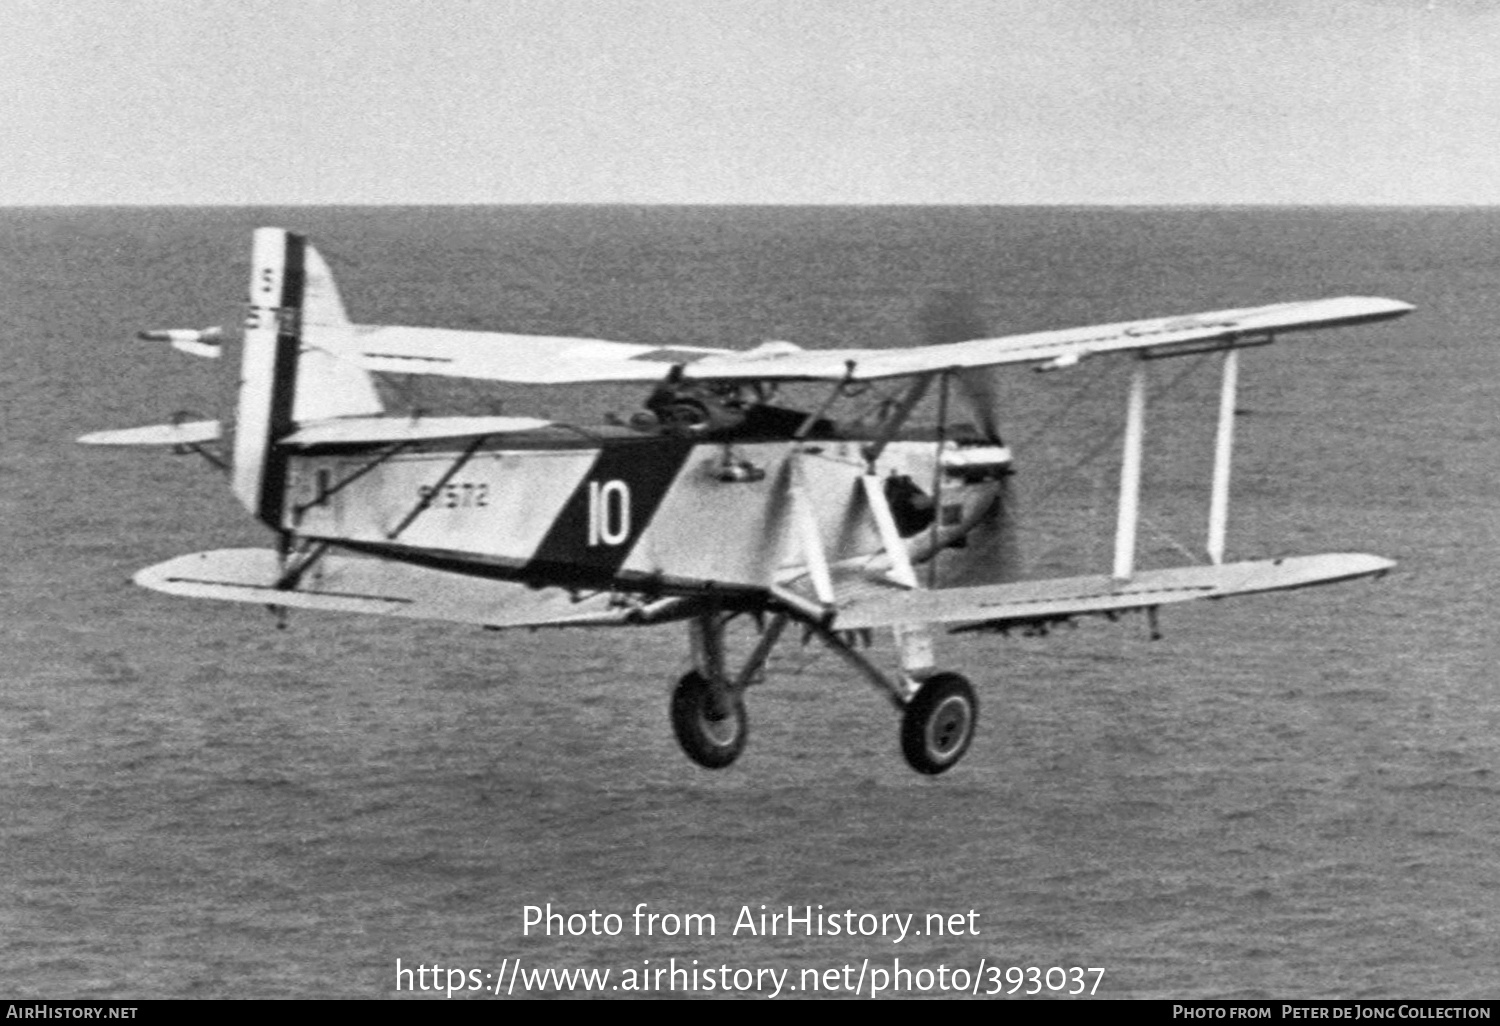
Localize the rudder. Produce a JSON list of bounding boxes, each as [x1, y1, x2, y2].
[[231, 228, 383, 526]]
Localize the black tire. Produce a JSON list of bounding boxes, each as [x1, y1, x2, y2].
[[900, 672, 978, 775], [670, 671, 747, 769]]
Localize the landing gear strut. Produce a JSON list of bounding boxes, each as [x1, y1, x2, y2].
[[669, 609, 980, 775], [670, 612, 785, 770], [805, 621, 980, 775]]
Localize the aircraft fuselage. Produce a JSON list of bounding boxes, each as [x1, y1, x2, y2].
[[282, 426, 1009, 597]]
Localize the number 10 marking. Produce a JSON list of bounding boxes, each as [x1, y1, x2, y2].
[[587, 480, 631, 546]]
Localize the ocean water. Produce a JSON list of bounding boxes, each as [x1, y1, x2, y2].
[[1, 206, 1497, 999]]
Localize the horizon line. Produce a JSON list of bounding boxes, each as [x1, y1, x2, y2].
[[4, 200, 1499, 211]]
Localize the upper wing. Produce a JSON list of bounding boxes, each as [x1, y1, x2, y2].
[[681, 296, 1415, 383], [832, 553, 1394, 632], [332, 297, 1411, 386], [347, 324, 730, 384]]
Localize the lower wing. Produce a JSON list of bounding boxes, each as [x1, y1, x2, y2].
[[134, 549, 685, 629], [134, 548, 1392, 634], [832, 553, 1394, 631]]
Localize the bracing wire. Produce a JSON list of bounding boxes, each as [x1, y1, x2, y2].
[[1025, 352, 1215, 567]]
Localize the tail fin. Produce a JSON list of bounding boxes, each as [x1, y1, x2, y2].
[[231, 228, 383, 525], [299, 234, 352, 330]]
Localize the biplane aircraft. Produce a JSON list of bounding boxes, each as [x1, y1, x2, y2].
[[80, 228, 1413, 774]]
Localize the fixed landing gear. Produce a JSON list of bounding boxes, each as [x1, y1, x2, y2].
[[669, 610, 980, 775], [899, 672, 978, 775], [671, 612, 782, 770], [670, 670, 747, 769], [809, 623, 980, 775]]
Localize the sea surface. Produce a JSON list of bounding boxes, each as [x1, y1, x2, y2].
[[1, 206, 1496, 999]]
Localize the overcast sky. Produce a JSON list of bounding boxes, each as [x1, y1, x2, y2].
[[5, 0, 1498, 205]]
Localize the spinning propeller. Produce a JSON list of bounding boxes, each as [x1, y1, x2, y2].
[[916, 290, 1021, 589]]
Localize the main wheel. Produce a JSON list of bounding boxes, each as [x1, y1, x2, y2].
[[900, 672, 978, 775], [670, 671, 747, 769]]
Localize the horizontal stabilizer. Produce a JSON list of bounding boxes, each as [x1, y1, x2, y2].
[[138, 327, 223, 358], [78, 419, 221, 446], [281, 414, 552, 447], [135, 548, 643, 629], [834, 553, 1394, 631]]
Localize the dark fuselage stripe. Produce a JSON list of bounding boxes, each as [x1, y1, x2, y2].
[[259, 232, 304, 526], [524, 437, 696, 588]]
